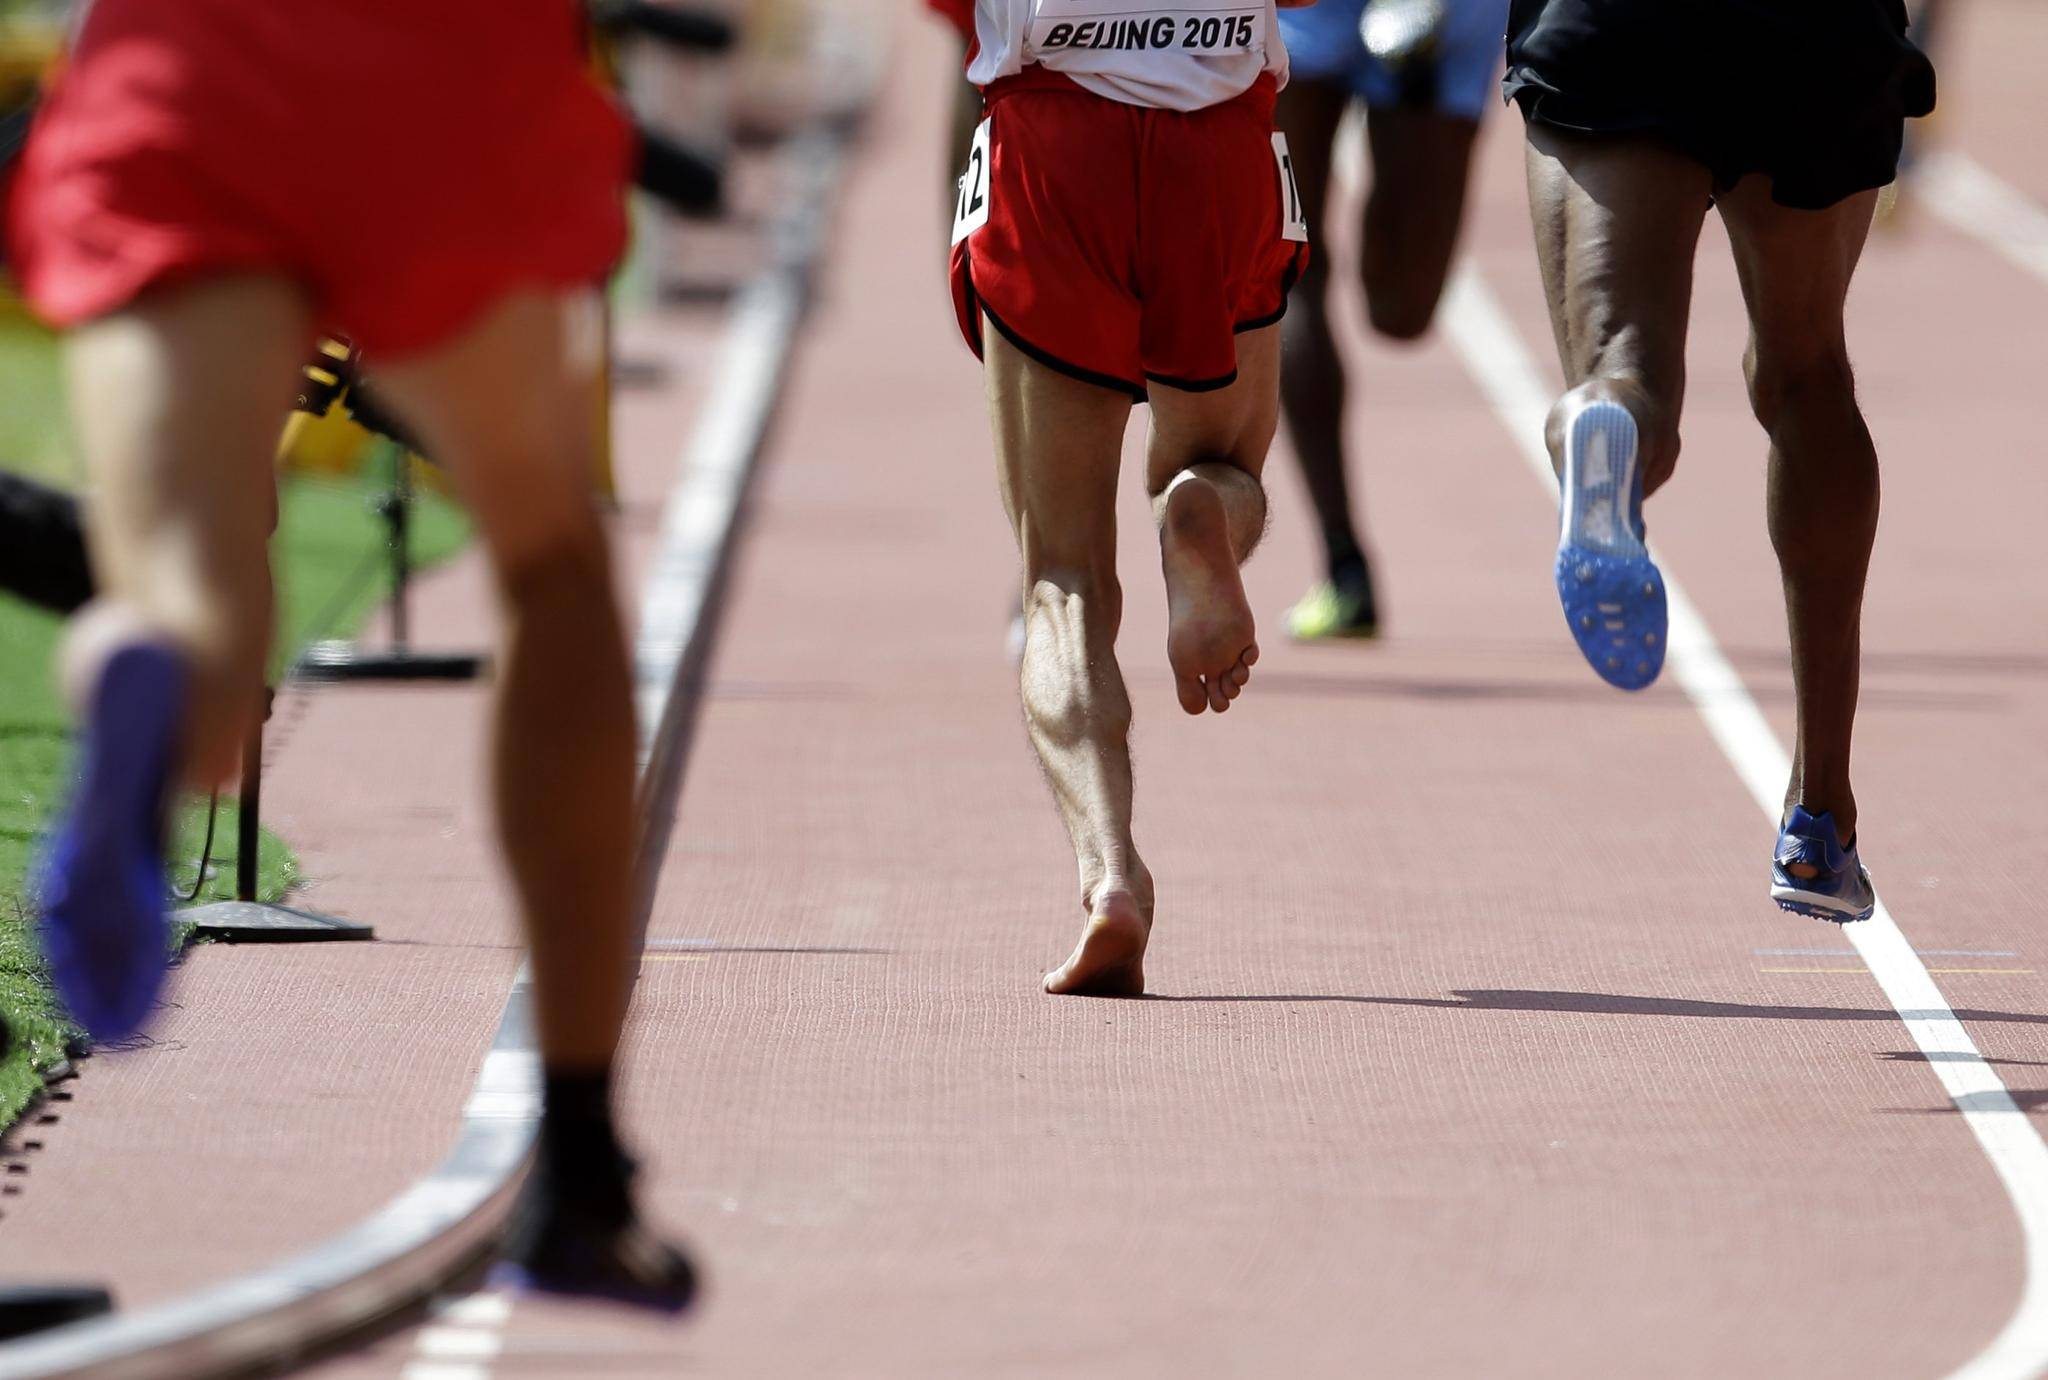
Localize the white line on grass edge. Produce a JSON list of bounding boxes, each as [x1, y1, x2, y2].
[[0, 129, 849, 1380], [1441, 266, 2048, 1380]]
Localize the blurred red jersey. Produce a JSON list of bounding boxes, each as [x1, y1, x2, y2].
[[4, 0, 631, 357]]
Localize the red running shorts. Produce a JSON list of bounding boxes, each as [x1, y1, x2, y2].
[[948, 67, 1307, 399], [3, 0, 631, 359]]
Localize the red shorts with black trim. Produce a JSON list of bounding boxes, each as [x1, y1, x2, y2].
[[949, 67, 1306, 399], [926, 0, 976, 43], [3, 0, 631, 359]]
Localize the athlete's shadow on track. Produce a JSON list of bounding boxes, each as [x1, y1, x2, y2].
[[1878, 1051, 2048, 1116], [1718, 646, 2048, 681], [1246, 670, 1996, 712], [1153, 989, 2048, 1025]]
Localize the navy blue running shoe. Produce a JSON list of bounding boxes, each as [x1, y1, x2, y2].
[[36, 640, 185, 1042], [1554, 399, 1667, 691], [1771, 805, 1875, 923]]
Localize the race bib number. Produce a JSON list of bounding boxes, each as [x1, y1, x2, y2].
[[951, 118, 992, 247], [1030, 1, 1262, 55], [1273, 132, 1307, 242]]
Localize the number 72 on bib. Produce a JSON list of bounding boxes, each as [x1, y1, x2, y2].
[[952, 118, 993, 247]]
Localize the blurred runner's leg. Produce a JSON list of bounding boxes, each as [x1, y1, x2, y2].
[[1274, 0, 1505, 641], [1273, 78, 1379, 640], [39, 276, 308, 1042], [374, 288, 693, 1306]]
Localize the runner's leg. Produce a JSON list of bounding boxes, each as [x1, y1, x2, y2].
[[1525, 126, 1710, 688], [40, 275, 307, 1041], [1145, 323, 1279, 714], [373, 288, 691, 1303], [1717, 182, 1884, 845], [1525, 125, 1708, 493], [982, 322, 1151, 997], [1273, 79, 1370, 596], [61, 276, 309, 788], [375, 290, 633, 1073], [1359, 105, 1480, 340]]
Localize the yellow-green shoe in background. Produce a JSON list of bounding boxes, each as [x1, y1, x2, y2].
[[1286, 575, 1379, 642]]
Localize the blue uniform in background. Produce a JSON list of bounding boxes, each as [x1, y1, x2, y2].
[[1277, 0, 1509, 120]]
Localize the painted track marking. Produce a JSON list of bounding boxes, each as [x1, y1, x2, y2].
[[1918, 153, 2048, 288], [1441, 265, 2048, 1380], [1761, 968, 2036, 977], [1756, 949, 2022, 958]]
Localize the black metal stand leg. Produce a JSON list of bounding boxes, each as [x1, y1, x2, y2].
[[297, 443, 483, 683], [180, 693, 372, 943]]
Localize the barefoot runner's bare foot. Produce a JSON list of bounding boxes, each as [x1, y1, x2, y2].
[[1044, 883, 1152, 997], [1161, 471, 1260, 715]]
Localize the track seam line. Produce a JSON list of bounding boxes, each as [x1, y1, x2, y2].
[[1441, 265, 2048, 1380]]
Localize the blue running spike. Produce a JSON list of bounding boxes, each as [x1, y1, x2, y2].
[[1554, 400, 1666, 691], [1771, 805, 1876, 923], [36, 641, 185, 1042]]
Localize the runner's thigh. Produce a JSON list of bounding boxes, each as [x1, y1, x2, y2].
[[1715, 179, 1879, 361], [1144, 323, 1281, 494]]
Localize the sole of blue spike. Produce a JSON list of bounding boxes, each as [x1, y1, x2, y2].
[[1771, 886, 1876, 924], [1554, 400, 1666, 692]]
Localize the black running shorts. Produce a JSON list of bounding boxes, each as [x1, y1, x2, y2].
[[1502, 0, 1937, 210]]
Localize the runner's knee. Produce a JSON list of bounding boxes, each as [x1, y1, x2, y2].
[[1745, 344, 1860, 440], [1364, 292, 1435, 343], [1360, 258, 1440, 341], [489, 506, 614, 609]]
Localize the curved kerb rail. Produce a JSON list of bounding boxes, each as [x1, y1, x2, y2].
[[0, 124, 855, 1380]]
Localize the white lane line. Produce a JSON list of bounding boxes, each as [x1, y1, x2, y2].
[[400, 1366, 489, 1380], [413, 1326, 505, 1361], [430, 1293, 512, 1329], [1441, 265, 2048, 1380], [1918, 152, 2048, 288], [397, 1293, 510, 1380]]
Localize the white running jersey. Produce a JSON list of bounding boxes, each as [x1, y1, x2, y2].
[[967, 0, 1288, 112]]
